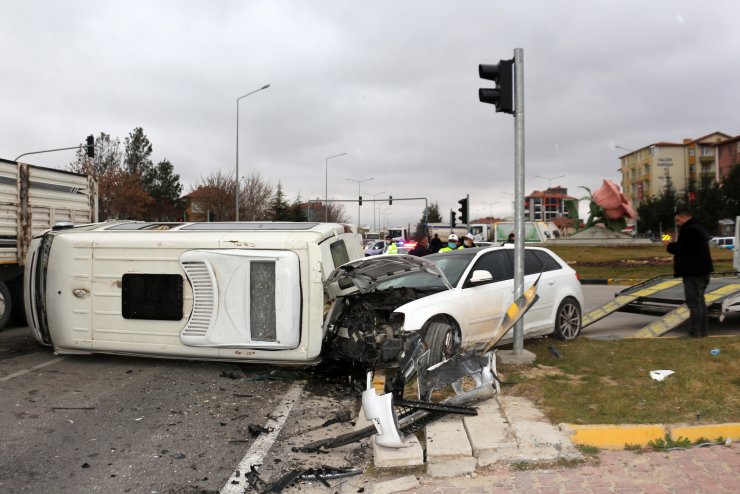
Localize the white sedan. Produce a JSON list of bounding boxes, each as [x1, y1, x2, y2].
[[324, 245, 584, 366]]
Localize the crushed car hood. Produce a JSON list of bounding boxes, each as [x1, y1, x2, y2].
[[326, 254, 452, 294]]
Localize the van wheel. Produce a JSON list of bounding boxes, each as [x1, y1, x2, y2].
[[554, 297, 581, 340], [423, 320, 460, 365], [0, 281, 12, 330]]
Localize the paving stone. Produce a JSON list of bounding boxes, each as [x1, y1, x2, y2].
[[425, 415, 473, 458], [497, 395, 548, 422], [373, 434, 424, 468], [512, 421, 569, 449], [371, 475, 420, 494], [463, 403, 516, 455], [426, 456, 478, 478]]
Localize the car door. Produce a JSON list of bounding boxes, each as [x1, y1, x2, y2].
[[459, 250, 515, 346], [518, 249, 560, 332]]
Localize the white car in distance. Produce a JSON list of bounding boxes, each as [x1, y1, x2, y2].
[[324, 245, 584, 366]]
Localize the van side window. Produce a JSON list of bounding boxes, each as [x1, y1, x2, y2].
[[122, 274, 183, 320]]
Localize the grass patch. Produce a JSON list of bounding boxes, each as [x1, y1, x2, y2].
[[546, 244, 735, 280], [499, 337, 740, 425]]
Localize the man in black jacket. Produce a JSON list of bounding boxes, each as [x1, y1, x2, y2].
[[663, 208, 714, 337]]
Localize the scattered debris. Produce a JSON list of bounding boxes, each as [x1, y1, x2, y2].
[[220, 370, 242, 380], [259, 466, 361, 493], [548, 345, 562, 358], [249, 424, 274, 437], [649, 370, 675, 381], [710, 348, 720, 356]]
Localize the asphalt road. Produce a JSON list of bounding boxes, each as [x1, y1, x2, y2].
[[1, 284, 738, 493]]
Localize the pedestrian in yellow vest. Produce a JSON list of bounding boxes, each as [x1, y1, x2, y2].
[[439, 234, 464, 252]]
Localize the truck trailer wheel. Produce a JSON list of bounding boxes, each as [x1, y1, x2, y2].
[[0, 281, 12, 330]]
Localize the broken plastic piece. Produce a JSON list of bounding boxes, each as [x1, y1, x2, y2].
[[362, 372, 405, 448], [649, 370, 675, 381]]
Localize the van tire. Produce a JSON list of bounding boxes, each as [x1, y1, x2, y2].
[[0, 281, 12, 330]]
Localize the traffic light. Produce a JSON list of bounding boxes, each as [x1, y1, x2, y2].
[[479, 59, 514, 114], [358, 195, 362, 206], [450, 210, 457, 228], [388, 196, 392, 205], [85, 135, 95, 158], [458, 197, 468, 225]]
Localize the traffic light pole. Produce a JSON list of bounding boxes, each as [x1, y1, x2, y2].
[[512, 47, 526, 355], [15, 136, 95, 161]]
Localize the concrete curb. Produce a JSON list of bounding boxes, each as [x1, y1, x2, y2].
[[560, 422, 740, 450]]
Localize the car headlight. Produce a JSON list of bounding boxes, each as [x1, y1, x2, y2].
[[389, 312, 405, 331]]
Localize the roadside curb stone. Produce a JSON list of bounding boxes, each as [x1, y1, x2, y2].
[[370, 475, 420, 494]]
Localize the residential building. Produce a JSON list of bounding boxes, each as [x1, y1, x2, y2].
[[619, 132, 731, 209], [716, 135, 740, 182], [524, 186, 577, 221]]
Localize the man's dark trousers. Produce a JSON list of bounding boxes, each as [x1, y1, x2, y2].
[[683, 275, 710, 337]]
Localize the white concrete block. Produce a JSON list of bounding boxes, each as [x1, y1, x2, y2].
[[373, 434, 424, 468]]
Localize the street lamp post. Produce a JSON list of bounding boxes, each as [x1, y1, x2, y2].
[[368, 191, 386, 232], [535, 174, 564, 189], [325, 153, 348, 221], [346, 177, 374, 231], [482, 200, 498, 218], [236, 84, 270, 221]]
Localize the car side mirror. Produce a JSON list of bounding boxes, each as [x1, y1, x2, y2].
[[469, 270, 493, 284]]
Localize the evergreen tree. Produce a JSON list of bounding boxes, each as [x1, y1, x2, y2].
[[124, 127, 154, 177], [143, 159, 183, 220], [414, 201, 443, 237], [722, 164, 740, 219], [270, 182, 291, 221]]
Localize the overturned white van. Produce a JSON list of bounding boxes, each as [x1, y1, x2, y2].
[[24, 221, 363, 364]]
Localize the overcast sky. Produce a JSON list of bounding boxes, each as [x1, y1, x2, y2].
[[3, 0, 739, 229]]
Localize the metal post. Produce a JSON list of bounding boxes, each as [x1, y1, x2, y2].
[[236, 84, 270, 222], [513, 47, 525, 355], [325, 152, 348, 222]]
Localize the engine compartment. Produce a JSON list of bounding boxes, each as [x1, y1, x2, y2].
[[324, 286, 443, 366]]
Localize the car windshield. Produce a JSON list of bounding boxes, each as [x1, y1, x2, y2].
[[425, 252, 476, 286]]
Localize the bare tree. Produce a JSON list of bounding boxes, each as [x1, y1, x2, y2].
[[239, 171, 274, 220], [187, 171, 236, 221]]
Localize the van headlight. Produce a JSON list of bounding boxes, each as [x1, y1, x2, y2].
[[389, 312, 405, 331]]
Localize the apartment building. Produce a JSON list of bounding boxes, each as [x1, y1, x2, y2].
[[619, 132, 731, 209], [524, 186, 577, 221]]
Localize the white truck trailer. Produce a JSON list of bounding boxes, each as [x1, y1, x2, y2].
[[0, 158, 97, 328]]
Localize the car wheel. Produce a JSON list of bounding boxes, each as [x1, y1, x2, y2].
[[423, 320, 460, 365], [553, 297, 581, 340]]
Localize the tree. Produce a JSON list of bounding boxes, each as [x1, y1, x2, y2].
[[239, 172, 274, 220], [637, 177, 678, 236], [414, 201, 443, 237], [124, 127, 153, 177], [721, 164, 740, 219], [188, 170, 235, 221], [142, 159, 183, 221], [691, 181, 723, 235], [270, 182, 291, 221]]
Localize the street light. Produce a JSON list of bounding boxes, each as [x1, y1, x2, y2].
[[325, 152, 348, 221], [481, 200, 498, 218], [535, 174, 564, 189], [346, 177, 374, 231], [614, 144, 636, 154], [368, 191, 386, 232], [236, 83, 270, 221]]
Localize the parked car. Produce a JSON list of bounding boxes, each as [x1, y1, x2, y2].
[[365, 240, 388, 256], [709, 237, 734, 249], [324, 245, 584, 366]]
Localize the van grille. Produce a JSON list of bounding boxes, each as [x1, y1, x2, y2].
[[181, 261, 216, 337]]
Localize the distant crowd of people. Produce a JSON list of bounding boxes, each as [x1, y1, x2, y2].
[[385, 231, 506, 257]]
